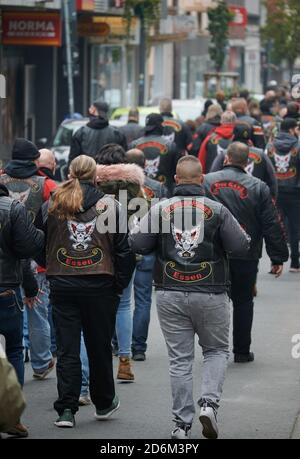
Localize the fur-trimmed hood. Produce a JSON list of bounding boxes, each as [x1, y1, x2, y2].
[[96, 163, 144, 186]]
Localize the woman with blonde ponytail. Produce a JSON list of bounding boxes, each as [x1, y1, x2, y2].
[[39, 155, 135, 429]]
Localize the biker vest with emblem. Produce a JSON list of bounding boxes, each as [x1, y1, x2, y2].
[[246, 147, 266, 180], [154, 196, 229, 292], [0, 197, 22, 286], [46, 198, 115, 277], [0, 174, 45, 222], [267, 144, 300, 189]]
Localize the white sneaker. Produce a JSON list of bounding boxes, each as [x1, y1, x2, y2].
[[171, 424, 191, 440], [199, 405, 218, 439], [79, 395, 91, 406]]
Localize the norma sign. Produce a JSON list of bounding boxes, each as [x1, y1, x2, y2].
[[229, 6, 248, 28], [2, 12, 62, 47]]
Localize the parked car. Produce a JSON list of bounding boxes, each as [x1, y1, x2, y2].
[[51, 118, 89, 181], [111, 106, 160, 126]]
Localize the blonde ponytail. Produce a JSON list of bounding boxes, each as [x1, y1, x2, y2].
[[49, 155, 97, 220]]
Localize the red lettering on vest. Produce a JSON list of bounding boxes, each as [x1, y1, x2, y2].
[[211, 181, 248, 199]]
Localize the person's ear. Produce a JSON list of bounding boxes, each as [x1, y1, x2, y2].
[[200, 175, 204, 184], [175, 174, 179, 185], [224, 155, 229, 165]]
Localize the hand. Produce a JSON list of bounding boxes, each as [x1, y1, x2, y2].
[[270, 265, 283, 278]]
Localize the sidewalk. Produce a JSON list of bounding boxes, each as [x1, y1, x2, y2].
[[19, 252, 300, 439]]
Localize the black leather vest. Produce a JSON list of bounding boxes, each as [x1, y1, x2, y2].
[[47, 198, 115, 277], [246, 147, 267, 180], [0, 174, 45, 222], [205, 166, 265, 260], [267, 143, 300, 189], [0, 197, 22, 287], [154, 196, 229, 292]]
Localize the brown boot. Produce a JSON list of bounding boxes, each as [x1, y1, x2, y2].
[[117, 357, 135, 382]]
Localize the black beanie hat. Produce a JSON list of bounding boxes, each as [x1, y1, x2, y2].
[[233, 124, 252, 144], [145, 113, 164, 133], [12, 138, 40, 161]]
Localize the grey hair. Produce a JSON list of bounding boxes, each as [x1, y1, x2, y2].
[[221, 110, 237, 125]]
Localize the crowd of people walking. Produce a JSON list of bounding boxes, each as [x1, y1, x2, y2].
[[0, 83, 298, 439]]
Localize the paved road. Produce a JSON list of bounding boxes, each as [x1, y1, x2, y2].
[[17, 253, 300, 439]]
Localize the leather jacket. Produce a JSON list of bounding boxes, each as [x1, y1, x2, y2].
[[204, 166, 289, 263]]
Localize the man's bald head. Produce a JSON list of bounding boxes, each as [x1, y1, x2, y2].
[[175, 156, 203, 186], [38, 149, 56, 173], [225, 142, 249, 168], [231, 98, 248, 116], [159, 97, 172, 114], [126, 148, 145, 169]]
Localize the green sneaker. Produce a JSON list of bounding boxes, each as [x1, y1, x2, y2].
[[54, 409, 75, 428], [95, 395, 120, 420]]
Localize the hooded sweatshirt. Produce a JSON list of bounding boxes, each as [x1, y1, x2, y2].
[[267, 132, 300, 193]]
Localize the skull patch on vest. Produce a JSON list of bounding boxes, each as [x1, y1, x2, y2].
[[68, 218, 97, 251], [145, 157, 160, 178], [172, 224, 202, 258], [8, 188, 31, 204]]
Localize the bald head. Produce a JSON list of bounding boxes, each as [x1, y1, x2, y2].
[[232, 98, 248, 116], [159, 97, 172, 114], [175, 156, 203, 186], [38, 149, 56, 173], [225, 142, 249, 168], [125, 148, 145, 169]]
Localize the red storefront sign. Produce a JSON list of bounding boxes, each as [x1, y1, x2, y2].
[[229, 6, 248, 28], [2, 11, 62, 47], [76, 0, 95, 11]]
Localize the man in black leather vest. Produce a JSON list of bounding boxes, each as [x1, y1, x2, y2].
[[0, 139, 56, 381], [205, 142, 289, 364], [266, 118, 300, 272], [210, 123, 278, 198], [159, 97, 192, 154], [0, 184, 44, 437], [129, 113, 182, 197], [130, 156, 249, 440]]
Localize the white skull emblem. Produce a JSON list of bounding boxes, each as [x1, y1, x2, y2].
[[172, 224, 202, 258], [145, 157, 160, 179], [274, 152, 291, 174], [68, 218, 97, 251]]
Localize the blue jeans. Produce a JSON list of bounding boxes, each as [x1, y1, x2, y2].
[[132, 254, 155, 354], [0, 288, 24, 386], [80, 333, 89, 397], [26, 273, 52, 372], [115, 276, 134, 357]]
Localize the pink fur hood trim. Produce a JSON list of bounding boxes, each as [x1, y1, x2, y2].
[[96, 163, 144, 186]]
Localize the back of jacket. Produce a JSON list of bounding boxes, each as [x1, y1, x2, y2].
[[130, 134, 181, 196], [204, 166, 288, 263], [129, 184, 250, 293], [210, 146, 278, 198], [0, 197, 22, 287], [161, 114, 192, 152], [0, 174, 45, 222], [266, 132, 300, 193]]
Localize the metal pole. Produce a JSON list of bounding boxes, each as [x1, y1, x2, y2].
[[63, 0, 74, 116]]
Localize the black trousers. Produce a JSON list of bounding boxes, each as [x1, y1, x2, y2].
[[229, 260, 259, 355], [277, 193, 300, 269], [51, 290, 119, 415]]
